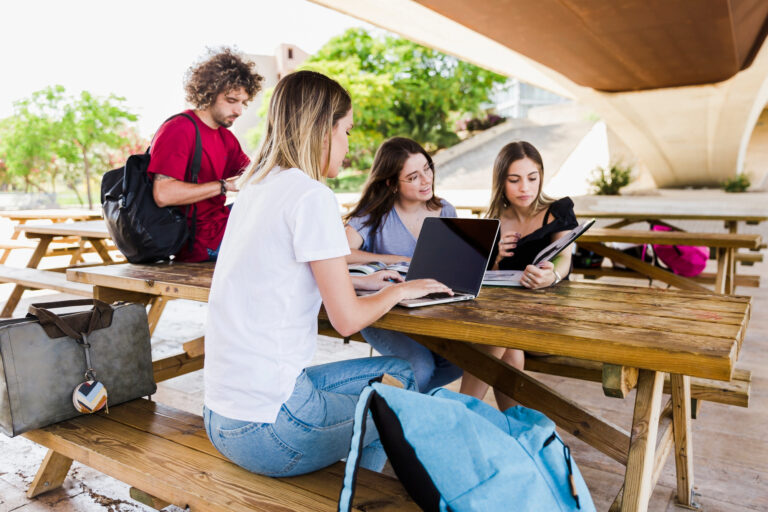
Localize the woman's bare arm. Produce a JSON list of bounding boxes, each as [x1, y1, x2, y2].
[[344, 225, 411, 264], [310, 256, 449, 337]]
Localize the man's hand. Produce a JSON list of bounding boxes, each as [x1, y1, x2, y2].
[[224, 176, 239, 193]]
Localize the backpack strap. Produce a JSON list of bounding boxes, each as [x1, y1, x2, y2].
[[174, 113, 202, 250], [149, 113, 202, 251], [338, 385, 377, 512]]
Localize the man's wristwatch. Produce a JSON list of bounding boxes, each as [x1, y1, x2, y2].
[[552, 269, 562, 285], [219, 179, 227, 196]]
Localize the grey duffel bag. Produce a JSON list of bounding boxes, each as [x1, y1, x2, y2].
[[0, 299, 156, 437]]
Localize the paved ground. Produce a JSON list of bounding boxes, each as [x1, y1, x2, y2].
[[0, 188, 766, 511]]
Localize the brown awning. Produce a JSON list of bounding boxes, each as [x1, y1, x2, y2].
[[416, 0, 768, 92]]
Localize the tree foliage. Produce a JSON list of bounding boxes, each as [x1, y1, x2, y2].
[[0, 85, 138, 207], [248, 29, 506, 171]]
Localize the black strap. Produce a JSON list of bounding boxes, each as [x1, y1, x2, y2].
[[28, 299, 113, 341], [174, 113, 202, 251], [147, 113, 202, 251]]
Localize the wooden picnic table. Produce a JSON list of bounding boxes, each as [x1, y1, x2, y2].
[[65, 261, 752, 511], [0, 221, 115, 317], [576, 228, 762, 295], [0, 209, 101, 264], [572, 210, 768, 233]]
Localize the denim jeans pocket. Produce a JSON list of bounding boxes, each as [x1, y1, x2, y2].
[[212, 419, 302, 476]]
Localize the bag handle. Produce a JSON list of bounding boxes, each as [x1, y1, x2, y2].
[[28, 299, 114, 341]]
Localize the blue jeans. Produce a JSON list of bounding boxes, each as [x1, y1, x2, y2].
[[205, 203, 233, 262], [361, 327, 463, 392], [204, 356, 416, 477]]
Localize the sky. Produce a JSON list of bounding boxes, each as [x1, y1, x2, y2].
[[0, 0, 372, 137]]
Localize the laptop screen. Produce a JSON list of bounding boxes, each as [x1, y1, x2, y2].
[[406, 218, 500, 295]]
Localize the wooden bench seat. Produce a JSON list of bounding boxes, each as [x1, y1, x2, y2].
[[735, 251, 763, 265], [0, 265, 93, 297], [572, 266, 761, 288], [524, 355, 751, 408], [0, 239, 86, 257], [23, 398, 417, 511]]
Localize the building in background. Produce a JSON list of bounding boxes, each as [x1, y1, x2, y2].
[[230, 43, 309, 151]]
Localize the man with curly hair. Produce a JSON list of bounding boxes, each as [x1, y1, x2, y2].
[[147, 48, 263, 261]]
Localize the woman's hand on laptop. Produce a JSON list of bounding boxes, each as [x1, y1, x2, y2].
[[352, 270, 404, 291], [396, 279, 453, 300]]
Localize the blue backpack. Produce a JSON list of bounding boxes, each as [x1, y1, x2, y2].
[[339, 383, 595, 512]]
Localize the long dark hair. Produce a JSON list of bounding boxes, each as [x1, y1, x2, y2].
[[486, 141, 554, 219], [344, 137, 443, 236]]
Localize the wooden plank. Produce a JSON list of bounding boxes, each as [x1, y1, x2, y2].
[[611, 400, 675, 511], [671, 374, 696, 508], [26, 449, 73, 498], [572, 267, 761, 288], [92, 286, 153, 305], [524, 356, 751, 407], [106, 400, 416, 508], [16, 220, 110, 239], [1, 236, 53, 317], [714, 248, 729, 295], [129, 487, 171, 510], [153, 352, 204, 382], [602, 364, 639, 398], [621, 369, 665, 512], [146, 295, 169, 335], [573, 211, 768, 223], [0, 266, 93, 297], [23, 416, 343, 511], [0, 209, 101, 221], [580, 228, 762, 249], [410, 334, 632, 465], [182, 336, 205, 358]]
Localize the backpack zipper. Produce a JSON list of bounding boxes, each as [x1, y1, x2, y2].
[[544, 432, 580, 509]]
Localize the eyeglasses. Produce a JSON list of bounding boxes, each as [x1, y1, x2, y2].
[[399, 164, 434, 184]]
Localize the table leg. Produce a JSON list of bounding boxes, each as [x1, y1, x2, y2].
[[69, 240, 87, 265], [1, 236, 53, 317], [670, 374, 698, 509], [26, 449, 73, 498], [714, 248, 729, 294], [88, 238, 114, 263], [579, 242, 710, 292], [621, 369, 665, 512], [0, 219, 25, 264], [147, 295, 168, 335]]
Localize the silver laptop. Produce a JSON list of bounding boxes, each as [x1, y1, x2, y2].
[[398, 217, 500, 307]]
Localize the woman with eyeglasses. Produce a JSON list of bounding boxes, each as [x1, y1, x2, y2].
[[343, 137, 463, 392]]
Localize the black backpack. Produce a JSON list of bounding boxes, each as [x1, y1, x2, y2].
[[101, 114, 201, 263]]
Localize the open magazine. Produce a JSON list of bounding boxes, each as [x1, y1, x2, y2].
[[348, 261, 410, 276], [482, 218, 595, 287]]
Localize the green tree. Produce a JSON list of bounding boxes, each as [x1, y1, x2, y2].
[[303, 29, 505, 168], [247, 29, 506, 174], [0, 85, 137, 208]]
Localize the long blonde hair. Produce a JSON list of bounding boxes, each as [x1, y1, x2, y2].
[[486, 141, 554, 219], [240, 70, 351, 185]]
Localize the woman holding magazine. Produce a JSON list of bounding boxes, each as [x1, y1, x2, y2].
[[203, 71, 452, 477], [460, 140, 578, 410], [343, 137, 463, 392]]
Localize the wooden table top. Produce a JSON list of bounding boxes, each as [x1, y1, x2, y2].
[[0, 209, 101, 221], [16, 220, 110, 239], [579, 227, 763, 249], [68, 262, 750, 381]]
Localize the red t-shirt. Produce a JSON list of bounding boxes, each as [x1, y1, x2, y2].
[[147, 110, 249, 262]]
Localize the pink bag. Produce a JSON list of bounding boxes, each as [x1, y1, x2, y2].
[[651, 225, 709, 277]]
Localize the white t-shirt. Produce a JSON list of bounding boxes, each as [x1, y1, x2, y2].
[[204, 167, 350, 423]]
